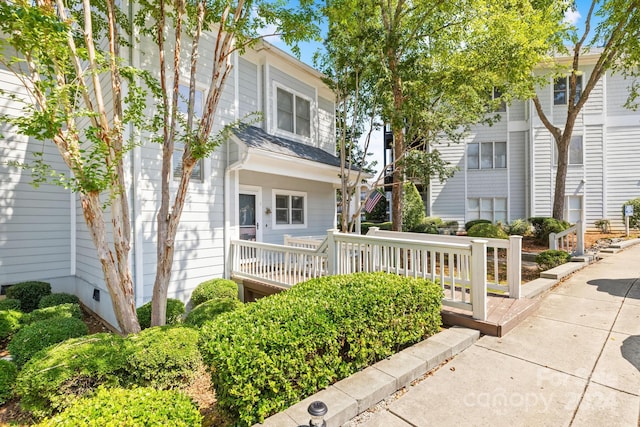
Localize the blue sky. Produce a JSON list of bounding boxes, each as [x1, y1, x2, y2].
[[268, 0, 601, 174]]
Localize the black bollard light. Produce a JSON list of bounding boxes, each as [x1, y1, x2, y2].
[[307, 401, 328, 427]]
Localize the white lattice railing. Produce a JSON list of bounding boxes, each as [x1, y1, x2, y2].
[[366, 228, 522, 299], [549, 221, 584, 256]]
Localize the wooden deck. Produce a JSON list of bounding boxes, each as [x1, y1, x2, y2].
[[441, 294, 540, 337]]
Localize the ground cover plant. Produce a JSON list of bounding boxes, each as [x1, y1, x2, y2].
[[535, 250, 572, 271], [184, 298, 243, 328], [136, 299, 185, 330], [20, 304, 82, 326], [199, 272, 443, 426], [190, 279, 238, 307], [5, 282, 51, 313], [38, 293, 80, 309], [0, 359, 17, 405]]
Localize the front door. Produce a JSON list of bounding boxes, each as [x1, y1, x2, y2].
[[239, 187, 262, 241]]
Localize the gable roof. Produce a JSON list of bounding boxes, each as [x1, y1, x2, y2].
[[233, 125, 342, 168]]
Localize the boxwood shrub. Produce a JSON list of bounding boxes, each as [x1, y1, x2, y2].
[[16, 333, 130, 418], [0, 359, 17, 405], [467, 223, 509, 239], [0, 309, 23, 343], [36, 386, 202, 427], [20, 303, 82, 326], [8, 317, 88, 367], [136, 298, 185, 330], [125, 326, 203, 390], [465, 219, 491, 231], [0, 298, 21, 311], [199, 272, 443, 426], [38, 293, 80, 309], [535, 250, 572, 271], [5, 281, 51, 312], [184, 298, 243, 328], [190, 278, 238, 307]]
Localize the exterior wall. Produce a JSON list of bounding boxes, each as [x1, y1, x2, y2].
[[429, 141, 466, 223]]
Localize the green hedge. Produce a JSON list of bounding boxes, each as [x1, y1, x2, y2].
[[190, 278, 238, 307], [38, 293, 80, 309], [535, 250, 572, 270], [0, 299, 21, 311], [126, 326, 202, 390], [136, 298, 185, 330], [360, 221, 393, 234], [467, 223, 508, 239], [465, 219, 491, 231], [199, 272, 443, 426], [508, 219, 532, 236], [36, 386, 202, 427], [528, 217, 570, 244], [622, 198, 640, 229], [402, 182, 426, 232], [16, 333, 129, 419], [8, 317, 88, 367], [0, 359, 17, 405], [0, 309, 23, 343], [20, 303, 82, 326], [184, 298, 243, 328], [5, 281, 51, 312]]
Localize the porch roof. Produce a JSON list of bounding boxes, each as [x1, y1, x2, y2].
[[233, 125, 342, 168]]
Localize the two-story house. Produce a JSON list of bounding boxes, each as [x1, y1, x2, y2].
[[426, 52, 640, 232], [0, 39, 344, 327]]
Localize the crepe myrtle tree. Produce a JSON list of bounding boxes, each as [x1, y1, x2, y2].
[[134, 0, 320, 326]]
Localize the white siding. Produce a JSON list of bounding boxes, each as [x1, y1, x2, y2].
[[510, 101, 526, 122], [605, 127, 640, 230], [238, 57, 259, 121], [607, 73, 637, 117], [430, 141, 466, 223], [585, 125, 604, 225], [318, 96, 335, 154], [532, 129, 553, 216], [509, 131, 528, 220]]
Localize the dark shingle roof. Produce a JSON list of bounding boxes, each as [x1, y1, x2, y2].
[[233, 125, 342, 168]]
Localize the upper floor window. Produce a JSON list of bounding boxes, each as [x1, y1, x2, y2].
[[273, 190, 307, 228], [554, 75, 582, 105], [554, 135, 583, 165], [276, 87, 311, 138], [492, 87, 506, 112], [173, 84, 204, 181], [467, 141, 507, 169]]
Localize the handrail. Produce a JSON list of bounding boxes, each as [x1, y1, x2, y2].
[[549, 221, 584, 256]]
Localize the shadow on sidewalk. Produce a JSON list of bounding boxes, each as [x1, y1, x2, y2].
[[621, 336, 640, 372], [586, 278, 638, 299]]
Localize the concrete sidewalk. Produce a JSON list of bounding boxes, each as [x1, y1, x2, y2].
[[350, 244, 640, 427]]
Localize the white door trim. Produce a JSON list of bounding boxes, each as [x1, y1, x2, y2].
[[239, 185, 263, 242]]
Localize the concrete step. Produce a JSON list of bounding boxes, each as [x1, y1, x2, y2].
[[539, 261, 588, 280]]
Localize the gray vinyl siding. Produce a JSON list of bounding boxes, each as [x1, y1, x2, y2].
[[239, 170, 336, 244], [531, 129, 553, 216], [318, 96, 335, 154], [584, 68, 604, 115], [509, 101, 526, 122], [585, 126, 604, 225], [607, 73, 636, 117], [269, 66, 315, 100], [509, 131, 527, 220], [238, 57, 259, 121], [605, 127, 640, 230], [429, 141, 466, 222], [0, 66, 72, 284]]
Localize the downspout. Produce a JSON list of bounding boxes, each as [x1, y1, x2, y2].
[[224, 141, 250, 278]]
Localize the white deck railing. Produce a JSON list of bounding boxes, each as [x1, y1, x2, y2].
[[283, 235, 327, 250], [549, 221, 584, 256], [367, 228, 522, 299]]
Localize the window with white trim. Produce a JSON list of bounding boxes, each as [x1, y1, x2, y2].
[[467, 197, 507, 223], [173, 84, 204, 181], [276, 87, 311, 138], [467, 142, 507, 169], [273, 190, 307, 228], [566, 196, 582, 224], [554, 135, 583, 165], [554, 75, 582, 105]]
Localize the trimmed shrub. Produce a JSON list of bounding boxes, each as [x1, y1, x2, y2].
[[36, 386, 202, 427], [125, 326, 203, 390], [5, 281, 51, 312], [529, 217, 570, 244], [185, 298, 243, 328], [20, 303, 82, 326], [38, 293, 80, 309], [0, 309, 23, 343], [0, 359, 17, 405], [8, 317, 88, 367], [199, 272, 443, 426], [465, 219, 491, 231], [535, 250, 572, 271], [622, 198, 640, 229], [508, 218, 532, 236], [190, 278, 238, 307], [402, 182, 426, 232], [136, 298, 185, 330], [15, 333, 129, 418], [467, 223, 509, 239], [0, 298, 21, 311]]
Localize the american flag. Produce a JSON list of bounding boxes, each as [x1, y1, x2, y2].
[[364, 190, 383, 213]]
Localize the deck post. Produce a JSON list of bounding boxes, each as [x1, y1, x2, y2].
[[549, 232, 558, 250], [576, 220, 584, 256], [367, 226, 380, 236], [507, 235, 522, 299], [326, 229, 338, 276], [471, 239, 487, 321]]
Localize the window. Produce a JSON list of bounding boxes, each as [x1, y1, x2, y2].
[[554, 135, 583, 165], [566, 196, 582, 224], [467, 142, 507, 169], [173, 84, 204, 180], [273, 190, 306, 228], [276, 87, 311, 138], [554, 75, 582, 105], [492, 87, 506, 112], [467, 197, 507, 222]]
